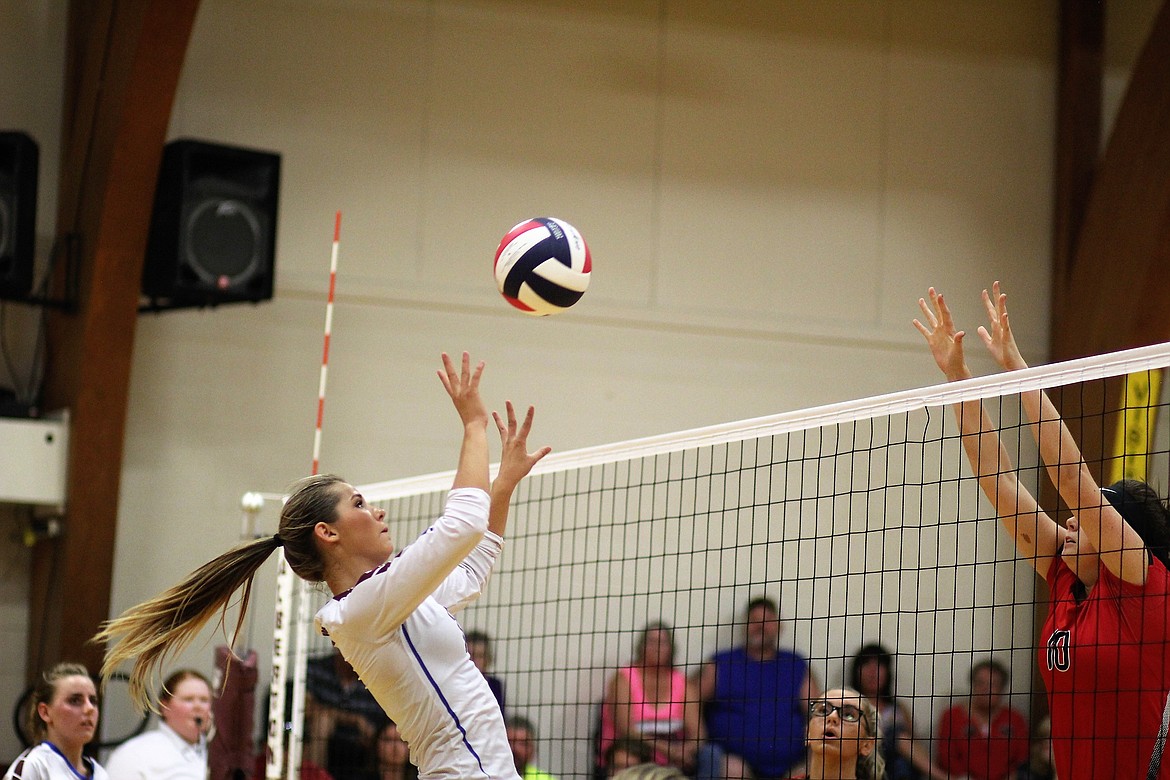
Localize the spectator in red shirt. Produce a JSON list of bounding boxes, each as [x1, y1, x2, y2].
[[937, 660, 1029, 780]]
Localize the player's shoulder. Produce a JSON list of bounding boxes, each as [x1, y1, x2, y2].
[[5, 743, 99, 779], [2, 746, 33, 779]]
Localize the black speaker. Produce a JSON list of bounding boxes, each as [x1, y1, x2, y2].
[[0, 131, 38, 301], [143, 139, 280, 308]]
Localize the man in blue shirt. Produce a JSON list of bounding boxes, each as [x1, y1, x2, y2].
[[696, 597, 819, 779]]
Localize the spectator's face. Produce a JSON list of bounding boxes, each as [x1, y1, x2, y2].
[[745, 604, 780, 656], [640, 628, 673, 667], [160, 676, 213, 745], [507, 725, 535, 771], [1030, 717, 1053, 769], [970, 665, 1005, 711], [467, 638, 491, 673], [378, 722, 410, 767], [857, 658, 887, 699]]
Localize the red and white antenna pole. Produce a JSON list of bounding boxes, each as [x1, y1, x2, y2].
[[311, 212, 341, 476], [269, 212, 342, 780]]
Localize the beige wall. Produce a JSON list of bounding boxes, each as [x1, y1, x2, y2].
[[0, 0, 1163, 769]]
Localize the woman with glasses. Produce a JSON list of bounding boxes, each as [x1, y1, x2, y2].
[[790, 689, 885, 780], [915, 284, 1170, 780]]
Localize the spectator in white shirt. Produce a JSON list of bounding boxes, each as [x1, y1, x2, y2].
[[105, 669, 212, 780]]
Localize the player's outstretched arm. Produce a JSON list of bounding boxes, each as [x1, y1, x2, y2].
[[438, 351, 491, 494], [978, 282, 1147, 585], [914, 288, 1062, 574], [488, 401, 551, 537]]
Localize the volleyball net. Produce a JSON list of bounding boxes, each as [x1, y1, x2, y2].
[[270, 342, 1170, 779]]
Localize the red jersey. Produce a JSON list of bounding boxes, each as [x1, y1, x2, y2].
[[1038, 554, 1170, 780], [936, 704, 1029, 780]]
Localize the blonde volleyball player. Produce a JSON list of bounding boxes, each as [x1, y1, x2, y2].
[[95, 352, 551, 779], [914, 283, 1170, 780], [4, 663, 107, 780]]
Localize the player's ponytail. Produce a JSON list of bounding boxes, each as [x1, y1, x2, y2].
[[93, 534, 283, 712], [94, 474, 347, 713]]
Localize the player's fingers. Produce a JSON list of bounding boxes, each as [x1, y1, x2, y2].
[[916, 298, 936, 327], [936, 292, 954, 327], [459, 351, 472, 383], [516, 404, 535, 436]]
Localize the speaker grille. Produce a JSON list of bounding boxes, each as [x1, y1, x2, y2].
[[184, 197, 263, 285], [0, 132, 38, 301], [142, 139, 280, 309]]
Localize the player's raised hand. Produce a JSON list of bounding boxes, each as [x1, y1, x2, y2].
[[913, 287, 972, 382], [976, 281, 1028, 372], [492, 401, 551, 494], [438, 351, 489, 429]]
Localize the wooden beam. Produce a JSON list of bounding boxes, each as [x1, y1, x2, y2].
[[1052, 0, 1170, 361], [29, 0, 200, 676], [1051, 0, 1103, 319]]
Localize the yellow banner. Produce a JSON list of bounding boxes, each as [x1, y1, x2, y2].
[[1109, 370, 1163, 484]]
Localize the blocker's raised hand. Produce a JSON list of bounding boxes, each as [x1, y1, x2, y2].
[[976, 281, 1028, 372], [913, 287, 972, 382]]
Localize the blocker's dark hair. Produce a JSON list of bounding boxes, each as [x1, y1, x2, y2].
[[1103, 479, 1170, 570], [94, 474, 347, 712]]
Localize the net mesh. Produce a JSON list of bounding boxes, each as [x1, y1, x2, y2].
[[288, 343, 1170, 779]]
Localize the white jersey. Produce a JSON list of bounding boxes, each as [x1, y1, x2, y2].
[[315, 488, 519, 780], [4, 742, 109, 780], [103, 723, 206, 780]]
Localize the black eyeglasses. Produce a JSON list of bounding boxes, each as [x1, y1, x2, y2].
[[809, 700, 863, 722]]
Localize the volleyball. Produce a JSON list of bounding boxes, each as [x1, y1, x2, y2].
[[493, 217, 591, 316]]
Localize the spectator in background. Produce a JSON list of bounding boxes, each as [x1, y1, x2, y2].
[[467, 629, 506, 714], [793, 688, 885, 780], [600, 623, 711, 775], [507, 714, 557, 780], [605, 737, 657, 777], [253, 678, 336, 780], [1014, 716, 1054, 780], [105, 668, 212, 779], [698, 597, 818, 778], [849, 643, 951, 780], [252, 748, 334, 780], [4, 662, 107, 780], [375, 720, 418, 780], [304, 648, 388, 779], [937, 660, 1029, 780]]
